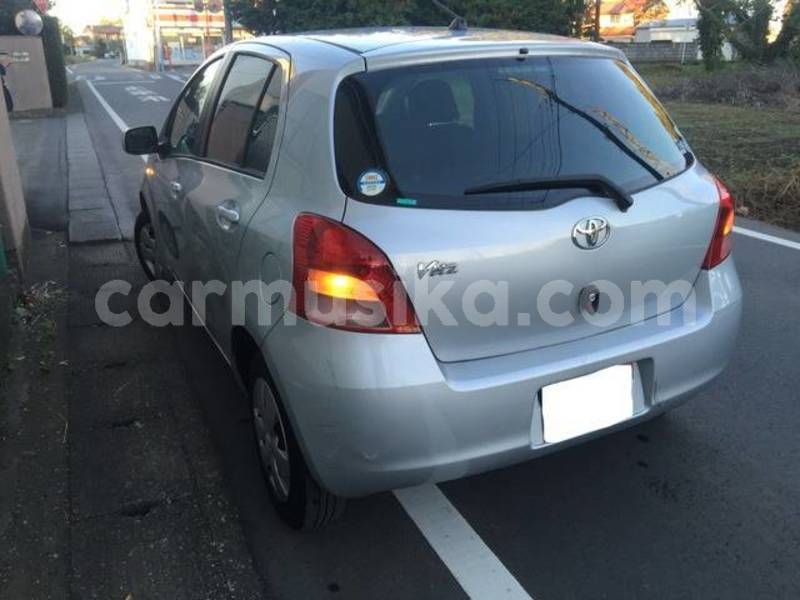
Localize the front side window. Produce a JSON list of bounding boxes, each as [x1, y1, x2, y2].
[[335, 56, 690, 210], [205, 55, 282, 175], [169, 58, 222, 156]]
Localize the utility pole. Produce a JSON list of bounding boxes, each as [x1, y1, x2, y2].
[[153, 0, 163, 72], [594, 0, 602, 42], [223, 0, 234, 45]]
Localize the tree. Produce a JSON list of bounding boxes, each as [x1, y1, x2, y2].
[[696, 0, 727, 69], [637, 0, 669, 24], [695, 0, 800, 67], [42, 15, 68, 107], [61, 23, 75, 55], [229, 0, 587, 37], [94, 38, 108, 59], [762, 0, 800, 60]]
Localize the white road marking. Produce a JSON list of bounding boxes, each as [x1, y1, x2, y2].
[[149, 73, 163, 80], [94, 80, 154, 86], [93, 75, 106, 81], [165, 73, 187, 84], [124, 85, 170, 103], [65, 66, 73, 75], [734, 227, 800, 251], [83, 80, 147, 163], [394, 485, 533, 600]]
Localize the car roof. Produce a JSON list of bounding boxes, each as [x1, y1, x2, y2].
[[257, 27, 607, 56]]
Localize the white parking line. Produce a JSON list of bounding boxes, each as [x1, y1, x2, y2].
[[734, 227, 800, 251], [83, 80, 147, 164], [395, 485, 533, 600]]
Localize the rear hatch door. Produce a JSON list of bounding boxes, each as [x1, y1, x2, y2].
[[335, 53, 719, 362]]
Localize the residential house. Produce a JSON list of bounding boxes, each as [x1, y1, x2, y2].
[[599, 0, 650, 42]]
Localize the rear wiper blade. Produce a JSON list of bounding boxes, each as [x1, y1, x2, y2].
[[463, 175, 634, 212]]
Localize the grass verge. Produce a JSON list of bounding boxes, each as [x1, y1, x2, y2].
[[664, 101, 800, 231]]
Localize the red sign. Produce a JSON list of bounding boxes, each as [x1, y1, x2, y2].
[[33, 0, 49, 13]]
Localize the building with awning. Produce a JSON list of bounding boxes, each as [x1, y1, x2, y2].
[[123, 0, 250, 69]]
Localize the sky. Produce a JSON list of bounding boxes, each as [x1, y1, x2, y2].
[[663, 0, 697, 19], [50, 0, 126, 33]]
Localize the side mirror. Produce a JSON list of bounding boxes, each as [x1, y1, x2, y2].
[[124, 126, 162, 156]]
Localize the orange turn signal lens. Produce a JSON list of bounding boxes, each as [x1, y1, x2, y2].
[[306, 269, 380, 302], [722, 209, 735, 236]]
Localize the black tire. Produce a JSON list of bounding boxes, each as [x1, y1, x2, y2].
[[249, 356, 346, 530], [134, 211, 158, 281]]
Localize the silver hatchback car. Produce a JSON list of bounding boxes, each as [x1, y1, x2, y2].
[[124, 28, 742, 529]]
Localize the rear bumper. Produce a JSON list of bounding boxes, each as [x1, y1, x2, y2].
[[261, 258, 742, 497]]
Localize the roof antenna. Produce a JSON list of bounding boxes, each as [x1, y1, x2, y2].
[[431, 0, 468, 31]]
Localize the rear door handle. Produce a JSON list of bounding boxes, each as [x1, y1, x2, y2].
[[216, 202, 240, 231]]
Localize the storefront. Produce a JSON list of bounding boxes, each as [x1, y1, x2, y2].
[[124, 0, 249, 70]]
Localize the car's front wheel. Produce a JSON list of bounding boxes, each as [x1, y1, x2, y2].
[[249, 357, 345, 529]]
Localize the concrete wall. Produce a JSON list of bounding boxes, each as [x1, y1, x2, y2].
[[634, 28, 699, 43], [0, 92, 29, 264], [0, 36, 53, 112], [608, 41, 700, 63]]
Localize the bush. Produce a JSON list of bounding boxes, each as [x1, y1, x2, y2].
[[41, 15, 68, 108], [732, 166, 800, 230], [647, 63, 800, 110]]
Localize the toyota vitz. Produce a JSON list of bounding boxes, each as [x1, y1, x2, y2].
[[124, 28, 742, 529]]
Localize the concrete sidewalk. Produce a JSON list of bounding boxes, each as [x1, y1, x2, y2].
[[1, 107, 265, 599], [65, 241, 264, 598], [11, 85, 123, 244]]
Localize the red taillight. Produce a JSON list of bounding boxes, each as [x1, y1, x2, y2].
[[702, 178, 735, 270], [291, 213, 421, 333]]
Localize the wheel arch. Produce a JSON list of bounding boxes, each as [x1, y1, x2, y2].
[[231, 325, 262, 388], [231, 324, 332, 496], [139, 190, 150, 217]]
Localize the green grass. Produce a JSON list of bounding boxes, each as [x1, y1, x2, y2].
[[664, 101, 800, 230]]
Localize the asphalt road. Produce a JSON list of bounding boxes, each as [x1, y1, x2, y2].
[[67, 59, 800, 599]]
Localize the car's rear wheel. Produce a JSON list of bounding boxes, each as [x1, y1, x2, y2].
[[249, 356, 345, 529], [134, 211, 158, 281]]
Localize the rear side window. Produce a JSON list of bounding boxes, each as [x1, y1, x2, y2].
[[242, 67, 282, 174], [169, 58, 222, 157], [334, 56, 690, 209], [206, 54, 282, 176]]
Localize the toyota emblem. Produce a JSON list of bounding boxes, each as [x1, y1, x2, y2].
[[572, 217, 611, 250]]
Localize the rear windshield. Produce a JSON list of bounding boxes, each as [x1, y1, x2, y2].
[[334, 56, 691, 210]]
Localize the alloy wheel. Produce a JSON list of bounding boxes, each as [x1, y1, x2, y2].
[[252, 378, 291, 502]]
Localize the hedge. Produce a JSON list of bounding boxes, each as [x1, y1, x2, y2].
[[41, 15, 67, 108]]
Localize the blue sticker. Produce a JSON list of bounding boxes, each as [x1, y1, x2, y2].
[[357, 169, 387, 197]]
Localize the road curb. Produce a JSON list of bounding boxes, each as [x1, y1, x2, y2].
[[66, 111, 122, 244]]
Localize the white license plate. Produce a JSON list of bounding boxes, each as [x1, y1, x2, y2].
[[541, 365, 634, 444]]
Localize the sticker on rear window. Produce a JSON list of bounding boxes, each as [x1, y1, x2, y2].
[[357, 169, 387, 197]]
